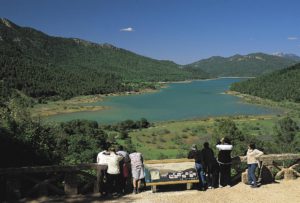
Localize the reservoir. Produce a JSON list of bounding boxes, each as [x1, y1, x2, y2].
[[46, 78, 278, 124]]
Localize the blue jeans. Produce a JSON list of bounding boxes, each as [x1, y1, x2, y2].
[[195, 163, 206, 187], [248, 163, 258, 185]]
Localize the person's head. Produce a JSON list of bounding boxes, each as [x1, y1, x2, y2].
[[118, 145, 124, 151], [191, 144, 197, 150], [248, 143, 256, 150], [203, 142, 209, 148], [221, 137, 230, 144], [109, 147, 116, 153]]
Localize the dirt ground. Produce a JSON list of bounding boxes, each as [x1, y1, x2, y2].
[[25, 179, 300, 203]]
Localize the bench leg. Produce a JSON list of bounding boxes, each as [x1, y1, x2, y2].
[[151, 185, 157, 193], [187, 183, 193, 190]]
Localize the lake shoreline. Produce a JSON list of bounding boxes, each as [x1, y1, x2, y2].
[[35, 78, 288, 122], [31, 87, 163, 118]]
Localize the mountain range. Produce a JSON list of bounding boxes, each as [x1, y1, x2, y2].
[[1, 18, 299, 100], [184, 53, 300, 77], [0, 18, 207, 99]]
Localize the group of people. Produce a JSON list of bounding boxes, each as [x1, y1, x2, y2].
[[188, 137, 264, 190], [97, 137, 264, 196], [96, 146, 145, 196]]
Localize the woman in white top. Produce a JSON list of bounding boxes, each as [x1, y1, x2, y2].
[[246, 143, 264, 188]]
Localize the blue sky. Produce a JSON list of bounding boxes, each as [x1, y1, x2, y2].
[[1, 0, 300, 64]]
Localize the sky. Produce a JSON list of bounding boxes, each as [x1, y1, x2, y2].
[[1, 0, 300, 64]]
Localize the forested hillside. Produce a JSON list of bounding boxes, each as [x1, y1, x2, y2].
[[230, 63, 300, 102], [185, 53, 300, 77], [0, 18, 207, 100]]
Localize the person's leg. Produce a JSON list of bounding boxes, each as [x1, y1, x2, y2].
[[249, 164, 258, 186], [106, 174, 113, 194], [225, 165, 231, 186], [195, 163, 206, 189], [219, 164, 225, 187], [212, 166, 219, 188], [206, 165, 212, 188], [248, 164, 253, 184], [137, 179, 141, 193]]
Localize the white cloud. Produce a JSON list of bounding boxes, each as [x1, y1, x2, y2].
[[287, 37, 298, 40], [120, 27, 134, 32]]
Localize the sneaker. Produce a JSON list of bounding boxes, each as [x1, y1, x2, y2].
[[137, 188, 140, 194], [251, 185, 258, 188], [133, 188, 137, 194], [208, 186, 212, 189], [219, 185, 223, 188]]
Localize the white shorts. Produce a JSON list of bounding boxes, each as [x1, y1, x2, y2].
[[132, 165, 145, 180]]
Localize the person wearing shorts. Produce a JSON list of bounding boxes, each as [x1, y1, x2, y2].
[[129, 151, 144, 194]]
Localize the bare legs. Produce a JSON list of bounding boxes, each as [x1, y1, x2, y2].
[[132, 179, 141, 193]]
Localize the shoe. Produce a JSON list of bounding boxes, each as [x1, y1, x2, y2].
[[208, 186, 212, 189], [137, 188, 140, 194], [219, 185, 223, 188], [133, 188, 137, 194], [251, 185, 258, 188]]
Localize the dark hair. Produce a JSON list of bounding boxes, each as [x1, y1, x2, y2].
[[249, 143, 256, 150], [203, 142, 209, 148], [118, 145, 124, 151], [223, 137, 231, 144]]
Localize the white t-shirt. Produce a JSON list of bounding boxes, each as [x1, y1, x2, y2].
[[129, 152, 143, 168], [106, 153, 123, 174], [96, 150, 110, 165], [117, 150, 130, 162]]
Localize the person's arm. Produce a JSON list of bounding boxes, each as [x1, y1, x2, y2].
[[141, 154, 144, 164], [96, 153, 100, 163], [254, 149, 264, 158], [187, 151, 193, 159]]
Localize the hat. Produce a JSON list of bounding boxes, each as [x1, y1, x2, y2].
[[191, 144, 197, 150]]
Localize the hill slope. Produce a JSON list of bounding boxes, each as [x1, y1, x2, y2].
[[0, 18, 207, 100], [230, 63, 300, 102], [185, 53, 299, 77]]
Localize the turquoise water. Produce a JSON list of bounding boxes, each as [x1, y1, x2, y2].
[[46, 78, 278, 124]]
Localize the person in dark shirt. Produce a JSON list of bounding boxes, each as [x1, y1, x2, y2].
[[188, 144, 207, 190], [216, 137, 233, 187], [202, 142, 219, 188]]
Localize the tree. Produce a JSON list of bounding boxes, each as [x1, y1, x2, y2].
[[213, 118, 245, 156], [274, 117, 300, 153]]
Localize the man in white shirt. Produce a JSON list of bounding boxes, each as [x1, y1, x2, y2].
[[106, 147, 123, 195], [96, 148, 110, 195]]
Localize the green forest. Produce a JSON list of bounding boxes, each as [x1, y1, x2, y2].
[[185, 53, 300, 77], [0, 18, 207, 101], [230, 63, 300, 102]]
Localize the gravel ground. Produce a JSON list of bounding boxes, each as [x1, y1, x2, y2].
[[25, 179, 300, 203]]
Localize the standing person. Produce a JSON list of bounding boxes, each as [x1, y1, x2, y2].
[[202, 142, 219, 189], [117, 145, 131, 193], [129, 150, 144, 194], [106, 147, 123, 196], [246, 143, 264, 188], [188, 144, 207, 191], [96, 147, 110, 195], [216, 137, 233, 187]]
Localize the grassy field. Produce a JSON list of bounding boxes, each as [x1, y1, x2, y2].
[[30, 95, 106, 117], [124, 95, 300, 160]]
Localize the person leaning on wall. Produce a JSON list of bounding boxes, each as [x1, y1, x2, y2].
[[245, 143, 264, 188]]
